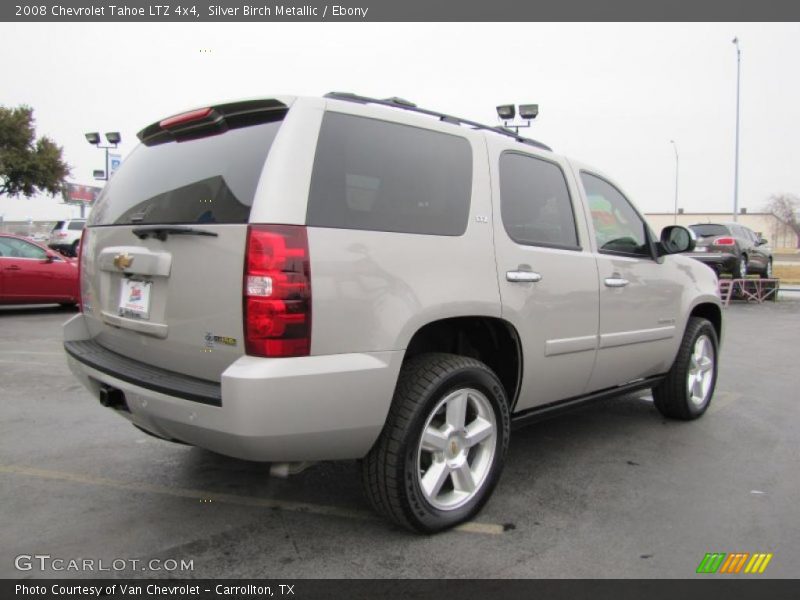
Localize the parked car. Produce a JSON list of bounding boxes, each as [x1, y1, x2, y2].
[[686, 222, 773, 278], [48, 219, 86, 256], [0, 233, 79, 306], [63, 94, 723, 532]]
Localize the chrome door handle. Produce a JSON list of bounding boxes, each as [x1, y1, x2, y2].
[[604, 277, 629, 288], [507, 270, 542, 283]]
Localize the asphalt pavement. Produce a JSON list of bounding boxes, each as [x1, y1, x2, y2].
[[0, 300, 798, 578]]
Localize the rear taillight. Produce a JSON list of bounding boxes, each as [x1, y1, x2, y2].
[[243, 225, 311, 358], [714, 236, 736, 246], [77, 228, 87, 312]]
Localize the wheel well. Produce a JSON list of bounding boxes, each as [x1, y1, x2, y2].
[[690, 303, 722, 341], [404, 317, 522, 407]]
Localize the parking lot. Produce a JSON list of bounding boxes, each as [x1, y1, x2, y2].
[[1, 300, 798, 579]]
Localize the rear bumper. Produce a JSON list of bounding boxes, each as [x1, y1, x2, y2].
[[63, 314, 403, 462], [686, 252, 737, 273]]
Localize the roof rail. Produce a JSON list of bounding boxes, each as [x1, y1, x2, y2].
[[324, 92, 553, 152]]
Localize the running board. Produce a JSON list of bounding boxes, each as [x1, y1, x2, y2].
[[511, 375, 665, 428]]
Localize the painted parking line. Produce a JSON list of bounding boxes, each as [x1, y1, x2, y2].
[[0, 464, 505, 535], [707, 390, 741, 413]]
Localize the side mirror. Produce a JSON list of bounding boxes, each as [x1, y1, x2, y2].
[[757, 237, 768, 246], [43, 254, 57, 263], [659, 225, 696, 255]]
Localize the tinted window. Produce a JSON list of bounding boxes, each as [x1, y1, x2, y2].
[[581, 172, 650, 256], [307, 112, 472, 236], [89, 120, 283, 226], [0, 237, 47, 259], [690, 224, 730, 238], [51, 221, 64, 232], [67, 221, 85, 231], [499, 152, 579, 249]]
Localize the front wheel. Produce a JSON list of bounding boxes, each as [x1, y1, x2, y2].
[[760, 259, 773, 279], [652, 317, 718, 420], [361, 353, 510, 533]]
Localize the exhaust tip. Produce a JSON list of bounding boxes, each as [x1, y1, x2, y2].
[[99, 385, 127, 410]]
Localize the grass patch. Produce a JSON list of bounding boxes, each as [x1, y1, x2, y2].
[[774, 264, 800, 284]]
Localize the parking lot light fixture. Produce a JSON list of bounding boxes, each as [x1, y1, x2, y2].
[[496, 104, 515, 121], [518, 104, 539, 120], [496, 103, 539, 133], [85, 130, 121, 218]]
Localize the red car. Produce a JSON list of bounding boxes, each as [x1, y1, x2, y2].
[[0, 233, 80, 306]]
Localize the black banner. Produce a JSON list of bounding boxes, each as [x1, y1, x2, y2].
[[3, 0, 800, 22], [4, 579, 800, 600]]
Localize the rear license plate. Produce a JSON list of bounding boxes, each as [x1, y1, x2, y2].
[[693, 247, 707, 252], [119, 278, 152, 319]]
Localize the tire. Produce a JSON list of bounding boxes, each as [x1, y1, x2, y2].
[[70, 240, 80, 257], [361, 353, 510, 533], [732, 254, 747, 279], [760, 259, 773, 279], [652, 317, 718, 420]]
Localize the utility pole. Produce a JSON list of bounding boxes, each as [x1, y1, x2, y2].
[[732, 37, 741, 222]]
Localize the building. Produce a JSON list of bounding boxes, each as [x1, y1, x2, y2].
[[645, 212, 799, 251]]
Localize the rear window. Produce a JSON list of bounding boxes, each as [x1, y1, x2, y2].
[[690, 224, 729, 237], [306, 112, 472, 236], [499, 152, 579, 249], [67, 221, 85, 231], [88, 120, 283, 226]]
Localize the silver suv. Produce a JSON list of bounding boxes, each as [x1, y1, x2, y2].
[[64, 94, 722, 532]]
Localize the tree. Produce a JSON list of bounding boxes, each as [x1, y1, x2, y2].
[[765, 194, 800, 233], [0, 105, 70, 198]]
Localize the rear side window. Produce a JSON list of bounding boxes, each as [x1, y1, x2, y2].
[[88, 120, 283, 226], [690, 224, 730, 238], [499, 152, 579, 249], [307, 112, 472, 236], [51, 221, 64, 232], [67, 221, 85, 231]]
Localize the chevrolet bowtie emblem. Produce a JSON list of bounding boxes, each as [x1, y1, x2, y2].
[[113, 253, 134, 270]]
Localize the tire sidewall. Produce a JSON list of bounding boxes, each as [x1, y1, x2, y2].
[[682, 321, 719, 417], [402, 364, 510, 532]]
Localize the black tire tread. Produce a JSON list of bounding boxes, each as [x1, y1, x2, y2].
[[652, 317, 717, 420]]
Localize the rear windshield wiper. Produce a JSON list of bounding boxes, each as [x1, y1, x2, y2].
[[131, 225, 219, 241]]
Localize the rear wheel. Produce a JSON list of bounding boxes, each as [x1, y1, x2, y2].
[[652, 317, 718, 420], [70, 240, 80, 257], [362, 353, 510, 533], [732, 254, 747, 279]]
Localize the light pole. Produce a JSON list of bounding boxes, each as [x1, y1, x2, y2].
[[670, 140, 679, 224], [84, 131, 121, 218], [732, 37, 741, 222]]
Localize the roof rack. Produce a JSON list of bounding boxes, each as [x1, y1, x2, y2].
[[324, 92, 553, 152]]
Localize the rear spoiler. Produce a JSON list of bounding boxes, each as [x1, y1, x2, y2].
[[137, 99, 288, 146]]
